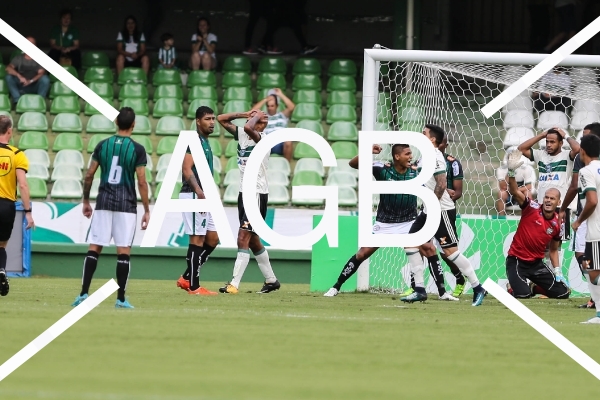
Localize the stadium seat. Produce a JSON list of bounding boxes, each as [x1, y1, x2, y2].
[[327, 121, 358, 141], [82, 51, 110, 68], [154, 182, 182, 200], [86, 114, 117, 133], [257, 73, 286, 90], [156, 153, 172, 171], [292, 74, 321, 91], [329, 159, 357, 178], [327, 90, 356, 108], [187, 70, 217, 87], [52, 113, 82, 133], [502, 94, 533, 114], [267, 170, 289, 186], [327, 75, 356, 92], [132, 115, 152, 135], [503, 110, 535, 129], [294, 158, 324, 177], [258, 57, 287, 74], [223, 169, 240, 187], [225, 140, 238, 158], [326, 104, 357, 124], [208, 137, 222, 156], [213, 156, 222, 174], [0, 80, 7, 95], [374, 122, 390, 131], [268, 184, 290, 205], [223, 184, 239, 204], [326, 171, 357, 188], [398, 106, 425, 130], [223, 55, 251, 73], [50, 96, 80, 114], [213, 170, 221, 186], [223, 100, 252, 114], [27, 177, 48, 198], [374, 144, 392, 162], [376, 92, 393, 123], [49, 82, 75, 99], [155, 168, 181, 184], [0, 95, 9, 112], [153, 98, 183, 118], [338, 186, 358, 206], [18, 131, 48, 150], [130, 135, 153, 153], [188, 86, 218, 102], [17, 112, 48, 132], [537, 111, 569, 130], [503, 127, 535, 149], [118, 83, 148, 101], [153, 84, 184, 101], [16, 94, 46, 113], [51, 179, 83, 199], [49, 65, 78, 83], [573, 99, 600, 114], [571, 110, 600, 131], [134, 168, 152, 183], [84, 66, 113, 84], [295, 120, 324, 136], [293, 58, 321, 75], [225, 156, 238, 173], [86, 134, 111, 152], [187, 99, 218, 119], [291, 171, 323, 206], [121, 98, 149, 116], [51, 165, 82, 181], [293, 89, 321, 105], [332, 141, 358, 159], [222, 72, 251, 88], [53, 133, 83, 151], [293, 142, 319, 159], [268, 156, 291, 176], [291, 103, 321, 122], [223, 87, 253, 103], [152, 69, 182, 86], [157, 137, 177, 154], [328, 59, 357, 76], [87, 82, 114, 99], [145, 154, 153, 171], [24, 149, 50, 167], [574, 83, 600, 98], [54, 149, 84, 169], [118, 67, 146, 85], [0, 64, 5, 80], [156, 116, 185, 136]]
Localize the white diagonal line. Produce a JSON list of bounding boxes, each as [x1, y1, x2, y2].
[[0, 18, 119, 121], [0, 279, 119, 382], [481, 16, 600, 118], [482, 279, 600, 380]]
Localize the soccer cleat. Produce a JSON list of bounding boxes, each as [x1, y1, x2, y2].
[[399, 287, 415, 297], [257, 280, 281, 294], [439, 292, 459, 301], [506, 282, 514, 296], [115, 299, 135, 309], [578, 299, 595, 309], [218, 283, 239, 294], [472, 289, 486, 306], [300, 45, 319, 55], [452, 283, 466, 297], [242, 48, 258, 55], [176, 276, 190, 291], [71, 293, 88, 307], [188, 287, 218, 296], [0, 270, 9, 296], [400, 291, 427, 303], [324, 288, 339, 297], [581, 313, 600, 324]]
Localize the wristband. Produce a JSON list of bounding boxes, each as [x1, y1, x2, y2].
[[23, 209, 31, 213]]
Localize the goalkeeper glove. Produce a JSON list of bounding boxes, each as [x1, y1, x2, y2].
[[506, 148, 524, 176], [554, 266, 568, 286]]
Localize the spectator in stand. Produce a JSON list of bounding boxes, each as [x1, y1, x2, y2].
[[252, 88, 295, 160], [5, 37, 50, 104], [544, 0, 577, 53], [243, 0, 269, 55], [258, 1, 318, 55], [48, 9, 82, 70], [157, 33, 177, 70], [190, 17, 217, 71], [116, 15, 150, 76], [533, 66, 572, 114], [495, 147, 536, 215]]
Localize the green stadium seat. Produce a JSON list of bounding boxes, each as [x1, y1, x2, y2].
[[51, 165, 83, 181], [27, 177, 48, 199], [293, 142, 319, 159], [225, 140, 238, 158], [225, 156, 238, 173], [133, 167, 152, 183], [0, 95, 10, 112], [82, 51, 110, 68], [338, 186, 357, 206], [295, 120, 324, 136], [326, 104, 357, 124], [293, 89, 321, 105], [213, 170, 221, 186], [268, 184, 290, 205], [223, 100, 251, 114], [331, 141, 358, 159], [326, 171, 357, 188], [223, 87, 253, 103], [327, 75, 356, 92], [51, 179, 83, 199], [136, 182, 152, 201], [293, 58, 321, 75], [17, 112, 47, 132], [152, 69, 182, 86], [118, 83, 148, 101], [156, 116, 185, 136], [84, 66, 113, 84], [154, 181, 182, 200], [156, 153, 172, 170], [118, 67, 146, 85], [291, 103, 321, 122], [54, 149, 84, 169], [49, 82, 75, 99], [50, 96, 80, 114], [294, 158, 324, 177], [256, 73, 286, 90], [145, 154, 154, 171], [223, 55, 251, 73], [24, 149, 50, 167], [397, 93, 423, 109], [121, 98, 149, 116], [153, 84, 183, 101], [86, 134, 112, 152], [155, 167, 181, 184], [131, 135, 153, 153], [50, 65, 78, 83], [223, 184, 239, 204], [267, 170, 289, 186], [157, 137, 177, 155], [88, 82, 114, 99], [86, 114, 117, 134], [374, 122, 390, 131], [153, 98, 183, 118], [0, 64, 6, 80], [16, 94, 46, 113], [17, 131, 48, 150], [208, 137, 222, 156], [84, 97, 114, 116], [187, 70, 217, 87], [292, 74, 321, 91], [291, 171, 323, 206], [222, 72, 251, 88], [53, 132, 83, 151], [376, 92, 393, 123], [327, 121, 358, 141], [188, 86, 218, 102], [258, 57, 287, 74], [0, 80, 8, 95], [328, 59, 357, 76], [132, 115, 152, 135], [223, 169, 239, 187], [213, 156, 222, 174], [327, 90, 356, 107], [268, 156, 291, 176], [187, 99, 218, 119]]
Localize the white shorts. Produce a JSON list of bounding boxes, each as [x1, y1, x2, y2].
[[179, 192, 216, 236], [87, 210, 137, 247], [573, 219, 588, 253], [372, 220, 413, 235]]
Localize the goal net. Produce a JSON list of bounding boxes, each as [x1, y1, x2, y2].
[[361, 49, 600, 296]]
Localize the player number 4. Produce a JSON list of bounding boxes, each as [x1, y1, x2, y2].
[[108, 156, 122, 185]]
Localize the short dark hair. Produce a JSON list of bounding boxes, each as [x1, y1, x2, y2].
[[0, 115, 12, 134], [392, 143, 410, 156], [581, 134, 600, 158], [160, 32, 173, 43], [425, 124, 445, 145], [546, 128, 563, 142], [584, 122, 600, 138], [116, 107, 136, 130], [196, 106, 214, 120], [59, 9, 72, 18]]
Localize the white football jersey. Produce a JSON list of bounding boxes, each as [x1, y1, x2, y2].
[[578, 160, 600, 242], [531, 149, 573, 204], [235, 126, 269, 194], [418, 148, 455, 213]]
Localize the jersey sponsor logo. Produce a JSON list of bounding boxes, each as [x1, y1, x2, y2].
[[539, 174, 560, 182], [530, 201, 540, 209], [0, 156, 11, 177]]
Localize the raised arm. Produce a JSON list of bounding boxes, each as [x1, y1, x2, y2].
[[349, 144, 381, 169], [251, 97, 269, 111], [274, 88, 295, 118], [217, 112, 250, 138], [244, 111, 266, 143], [506, 149, 527, 206], [517, 130, 546, 160]]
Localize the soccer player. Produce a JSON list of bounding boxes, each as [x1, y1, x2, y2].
[[572, 134, 600, 323], [175, 106, 219, 295], [0, 115, 34, 296], [495, 147, 535, 216], [559, 122, 600, 309], [503, 148, 570, 300], [401, 124, 486, 306], [71, 108, 150, 309], [324, 143, 418, 297], [217, 110, 280, 294]]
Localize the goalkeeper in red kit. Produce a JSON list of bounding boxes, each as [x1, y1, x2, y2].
[[504, 148, 570, 299]]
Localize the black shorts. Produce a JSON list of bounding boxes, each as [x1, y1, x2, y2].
[[0, 198, 16, 242], [584, 241, 600, 271], [506, 256, 570, 299], [238, 192, 268, 233], [125, 58, 142, 68], [409, 209, 458, 249]]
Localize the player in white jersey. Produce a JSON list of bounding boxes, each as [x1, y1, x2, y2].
[[401, 124, 487, 306], [216, 110, 280, 294], [571, 134, 600, 323]]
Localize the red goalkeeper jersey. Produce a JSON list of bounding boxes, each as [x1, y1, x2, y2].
[[508, 198, 561, 262]]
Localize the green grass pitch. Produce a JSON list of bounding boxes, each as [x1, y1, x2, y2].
[[0, 278, 598, 399]]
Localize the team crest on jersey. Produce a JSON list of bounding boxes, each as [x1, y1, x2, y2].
[[439, 237, 447, 245], [0, 156, 11, 177], [373, 225, 380, 231], [530, 201, 541, 209], [546, 163, 552, 172], [546, 227, 554, 235]]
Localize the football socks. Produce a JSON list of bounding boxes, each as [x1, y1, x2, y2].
[[230, 250, 251, 288], [333, 254, 360, 291], [255, 247, 277, 284], [427, 254, 446, 296], [80, 251, 99, 296], [116, 254, 130, 302]]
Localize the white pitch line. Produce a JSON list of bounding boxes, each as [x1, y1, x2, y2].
[[0, 18, 119, 121], [0, 279, 119, 382], [482, 278, 600, 380], [481, 15, 600, 118]]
